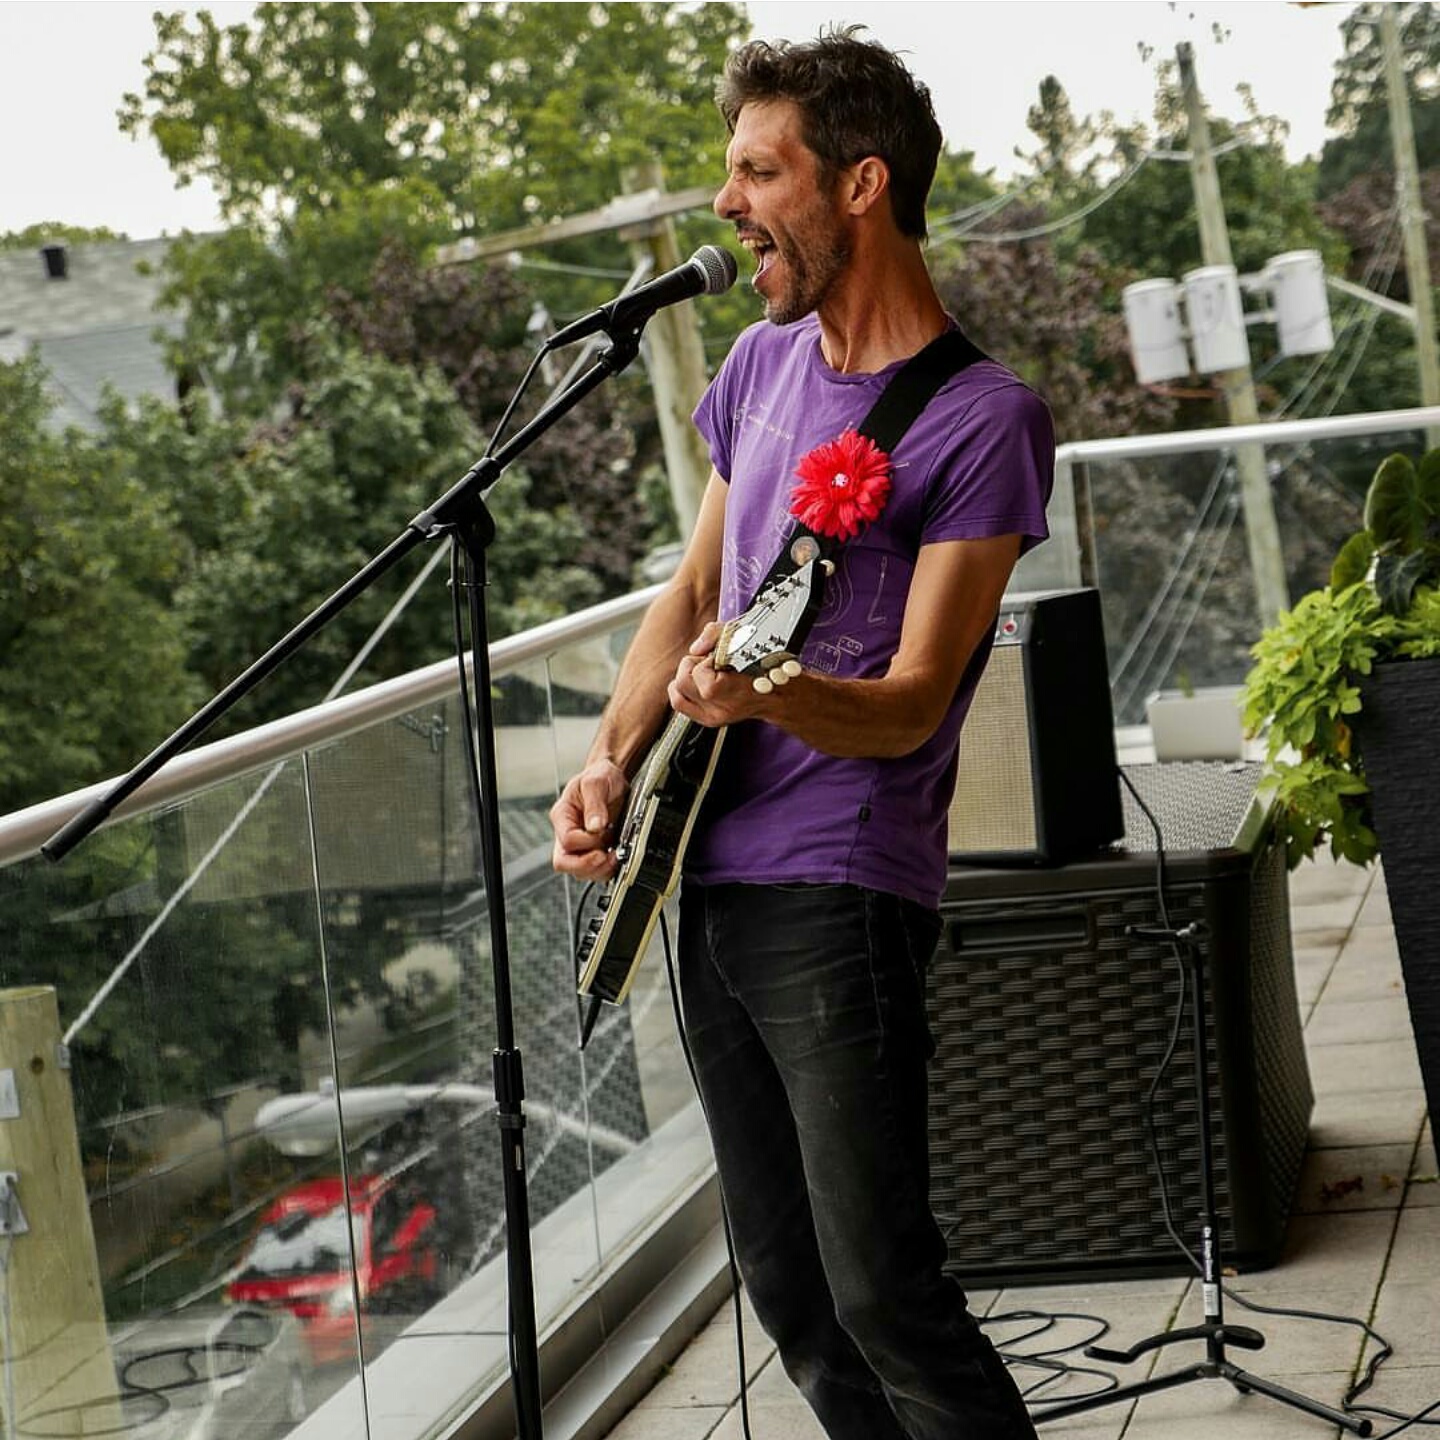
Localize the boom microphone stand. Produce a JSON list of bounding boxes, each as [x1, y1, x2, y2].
[[1031, 920, 1370, 1437], [41, 323, 651, 1440]]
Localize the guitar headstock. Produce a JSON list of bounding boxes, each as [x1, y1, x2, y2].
[[713, 540, 831, 693]]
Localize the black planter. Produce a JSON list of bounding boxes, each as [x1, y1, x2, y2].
[[1357, 655, 1440, 1129]]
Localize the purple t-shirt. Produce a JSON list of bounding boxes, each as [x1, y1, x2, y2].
[[688, 314, 1055, 909]]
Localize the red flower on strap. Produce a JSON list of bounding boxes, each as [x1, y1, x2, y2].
[[789, 429, 892, 542]]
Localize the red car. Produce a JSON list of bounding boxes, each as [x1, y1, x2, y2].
[[227, 1176, 439, 1367]]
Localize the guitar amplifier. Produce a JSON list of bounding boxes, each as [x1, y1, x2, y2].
[[948, 588, 1123, 863]]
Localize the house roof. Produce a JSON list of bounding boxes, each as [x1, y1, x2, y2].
[[0, 235, 199, 431]]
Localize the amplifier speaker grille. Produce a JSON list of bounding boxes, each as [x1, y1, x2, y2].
[[947, 588, 1123, 864]]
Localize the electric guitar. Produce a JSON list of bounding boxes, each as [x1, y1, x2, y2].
[[576, 543, 831, 1040]]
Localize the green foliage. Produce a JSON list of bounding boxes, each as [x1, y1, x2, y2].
[[0, 222, 127, 250], [1243, 445, 1440, 866], [0, 357, 199, 812], [1319, 2, 1440, 197], [1077, 117, 1344, 285], [120, 2, 744, 230], [98, 340, 600, 732]]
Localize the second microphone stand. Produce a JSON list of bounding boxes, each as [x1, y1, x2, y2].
[[1032, 920, 1370, 1437]]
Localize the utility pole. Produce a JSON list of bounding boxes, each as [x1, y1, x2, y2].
[[1178, 41, 1290, 628], [619, 159, 714, 538], [435, 169, 717, 541], [0, 987, 120, 1436], [1380, 5, 1440, 448]]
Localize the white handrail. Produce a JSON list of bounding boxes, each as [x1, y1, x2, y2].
[[1054, 404, 1440, 464], [0, 585, 659, 868]]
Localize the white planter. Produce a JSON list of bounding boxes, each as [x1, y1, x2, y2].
[[1146, 685, 1245, 762]]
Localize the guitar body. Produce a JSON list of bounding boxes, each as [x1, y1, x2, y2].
[[575, 720, 724, 1007], [576, 549, 829, 1033]]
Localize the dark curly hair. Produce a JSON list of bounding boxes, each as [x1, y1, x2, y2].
[[716, 27, 942, 239]]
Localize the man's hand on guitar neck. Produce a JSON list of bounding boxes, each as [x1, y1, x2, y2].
[[550, 759, 629, 881], [666, 621, 775, 730]]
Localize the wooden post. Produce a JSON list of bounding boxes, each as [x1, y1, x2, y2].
[[0, 987, 120, 1436], [621, 158, 716, 539], [1381, 5, 1440, 449], [1178, 42, 1290, 630]]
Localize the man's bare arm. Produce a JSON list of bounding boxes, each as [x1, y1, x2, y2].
[[549, 472, 729, 879], [668, 532, 1021, 757]]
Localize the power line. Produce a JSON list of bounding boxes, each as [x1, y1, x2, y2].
[[929, 155, 1151, 247]]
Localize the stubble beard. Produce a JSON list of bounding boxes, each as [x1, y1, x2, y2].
[[763, 224, 852, 327]]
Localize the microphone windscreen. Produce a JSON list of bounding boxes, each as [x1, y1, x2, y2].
[[693, 245, 739, 295]]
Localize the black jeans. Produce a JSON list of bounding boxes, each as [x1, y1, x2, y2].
[[678, 881, 1037, 1440]]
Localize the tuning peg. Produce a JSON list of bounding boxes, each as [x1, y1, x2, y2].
[[752, 675, 774, 695], [780, 659, 803, 678]]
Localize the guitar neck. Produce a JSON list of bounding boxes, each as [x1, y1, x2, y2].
[[645, 708, 708, 776]]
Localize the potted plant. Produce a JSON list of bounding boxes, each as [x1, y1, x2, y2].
[[1242, 446, 1440, 1125]]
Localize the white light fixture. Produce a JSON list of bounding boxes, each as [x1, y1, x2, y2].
[[1122, 279, 1190, 383], [1264, 249, 1335, 358], [1182, 264, 1251, 373]]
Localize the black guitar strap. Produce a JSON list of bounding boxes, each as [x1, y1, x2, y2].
[[752, 325, 987, 599]]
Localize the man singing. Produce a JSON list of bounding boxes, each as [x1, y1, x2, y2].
[[552, 28, 1053, 1439]]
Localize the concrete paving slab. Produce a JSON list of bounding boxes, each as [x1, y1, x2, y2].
[[1387, 1205, 1440, 1281], [1292, 950, 1337, 1010], [1367, 1281, 1440, 1371], [1226, 1212, 1394, 1304], [1309, 1087, 1427, 1148], [1340, 1364, 1440, 1434], [1305, 1039, 1423, 1096], [1291, 898, 1365, 936], [604, 1403, 727, 1440], [1288, 859, 1373, 902], [1293, 1142, 1416, 1213], [1315, 955, 1404, 1002], [1305, 997, 1418, 1046]]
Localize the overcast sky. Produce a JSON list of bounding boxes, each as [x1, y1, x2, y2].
[[0, 1, 1358, 240]]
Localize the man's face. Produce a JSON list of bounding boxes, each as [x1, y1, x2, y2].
[[714, 99, 852, 326]]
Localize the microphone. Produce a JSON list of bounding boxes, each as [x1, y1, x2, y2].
[[544, 245, 738, 349]]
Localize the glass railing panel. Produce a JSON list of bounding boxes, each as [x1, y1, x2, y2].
[[286, 638, 669, 1424], [1082, 421, 1429, 724], [543, 624, 714, 1265], [0, 761, 368, 1438]]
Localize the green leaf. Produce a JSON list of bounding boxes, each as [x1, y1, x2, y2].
[[1365, 452, 1425, 550], [1330, 530, 1375, 590], [1416, 446, 1440, 512], [1374, 549, 1430, 616]]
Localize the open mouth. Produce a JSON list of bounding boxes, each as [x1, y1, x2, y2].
[[738, 230, 777, 284]]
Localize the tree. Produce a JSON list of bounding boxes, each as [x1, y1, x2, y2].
[[120, 3, 744, 233], [120, 1, 742, 574], [1319, 2, 1440, 197], [1, 223, 127, 250], [0, 356, 198, 813], [931, 218, 1177, 445], [99, 340, 602, 733], [330, 241, 651, 597]]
